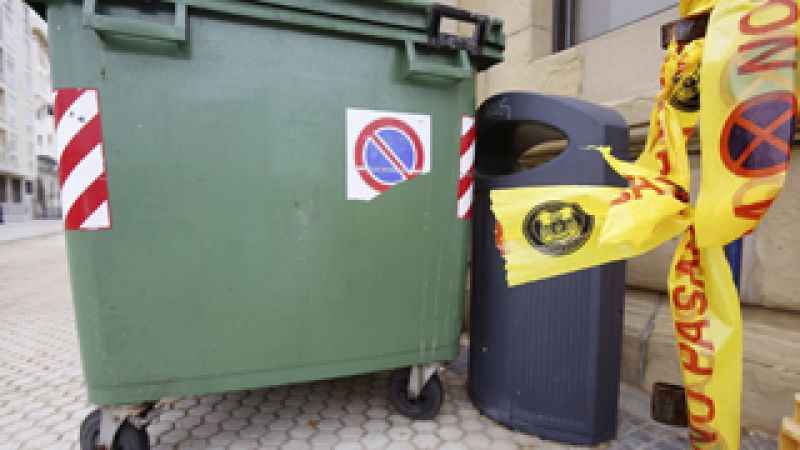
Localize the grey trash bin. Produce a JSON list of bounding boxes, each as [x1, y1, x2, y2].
[[469, 92, 629, 445]]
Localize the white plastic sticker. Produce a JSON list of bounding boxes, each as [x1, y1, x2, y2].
[[346, 108, 431, 201]]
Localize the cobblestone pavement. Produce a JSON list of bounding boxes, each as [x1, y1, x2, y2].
[[0, 235, 776, 449]]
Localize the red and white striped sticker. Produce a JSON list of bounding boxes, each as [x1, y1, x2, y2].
[[55, 88, 112, 231], [457, 116, 475, 220]]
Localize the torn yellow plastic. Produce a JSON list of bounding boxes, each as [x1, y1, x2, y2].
[[491, 185, 688, 287], [668, 227, 743, 449], [681, 0, 717, 17], [489, 1, 797, 448], [694, 0, 797, 247], [636, 39, 703, 191]]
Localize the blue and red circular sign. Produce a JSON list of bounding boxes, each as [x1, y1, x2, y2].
[[721, 91, 796, 178], [355, 118, 425, 193]]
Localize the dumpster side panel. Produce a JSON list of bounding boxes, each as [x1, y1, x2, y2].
[[50, 2, 474, 404]]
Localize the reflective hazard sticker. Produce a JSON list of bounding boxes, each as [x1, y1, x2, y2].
[[54, 88, 112, 231], [458, 116, 475, 219], [346, 108, 431, 201]]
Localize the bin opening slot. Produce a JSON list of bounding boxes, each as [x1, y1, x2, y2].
[[476, 121, 568, 176]]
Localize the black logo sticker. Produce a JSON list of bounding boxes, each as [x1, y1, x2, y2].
[[670, 68, 701, 112], [523, 201, 594, 256]]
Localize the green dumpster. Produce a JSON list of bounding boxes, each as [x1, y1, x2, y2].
[[45, 0, 503, 447]]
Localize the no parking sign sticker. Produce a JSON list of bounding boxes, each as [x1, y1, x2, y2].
[[346, 108, 431, 201]]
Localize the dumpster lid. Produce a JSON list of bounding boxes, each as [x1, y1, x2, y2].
[[70, 0, 505, 70]]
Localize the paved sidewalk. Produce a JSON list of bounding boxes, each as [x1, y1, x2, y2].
[[0, 234, 776, 449], [0, 219, 63, 242]]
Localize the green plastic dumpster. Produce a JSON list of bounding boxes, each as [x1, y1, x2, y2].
[[44, 0, 503, 448]]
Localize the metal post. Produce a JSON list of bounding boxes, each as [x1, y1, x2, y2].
[[725, 238, 743, 292]]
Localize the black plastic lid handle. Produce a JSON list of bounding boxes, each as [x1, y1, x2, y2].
[[428, 4, 489, 56]]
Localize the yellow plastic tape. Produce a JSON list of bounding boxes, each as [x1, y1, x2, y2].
[[668, 227, 743, 448], [489, 1, 798, 448], [681, 0, 718, 17], [491, 185, 686, 287], [695, 0, 798, 247]]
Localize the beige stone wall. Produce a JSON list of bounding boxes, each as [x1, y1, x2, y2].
[[746, 154, 800, 310], [462, 0, 800, 437], [623, 289, 800, 435], [462, 2, 674, 125], [580, 10, 671, 109], [460, 1, 581, 102]]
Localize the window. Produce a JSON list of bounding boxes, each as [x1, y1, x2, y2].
[[37, 40, 48, 66], [0, 175, 6, 202], [25, 64, 31, 94], [6, 94, 14, 127], [11, 177, 21, 203], [2, 10, 10, 45], [36, 134, 41, 145], [8, 133, 16, 164], [553, 0, 678, 50], [37, 104, 52, 121], [27, 142, 32, 169], [23, 5, 29, 35], [24, 179, 32, 194], [24, 40, 31, 67], [5, 56, 14, 89]]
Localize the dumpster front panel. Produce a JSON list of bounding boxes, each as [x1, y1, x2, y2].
[[50, 1, 478, 404]]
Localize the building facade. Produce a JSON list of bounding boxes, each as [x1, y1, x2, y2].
[[0, 0, 55, 222], [460, 0, 799, 437]]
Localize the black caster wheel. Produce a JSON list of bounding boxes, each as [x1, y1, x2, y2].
[[388, 368, 444, 420], [79, 408, 150, 450]]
